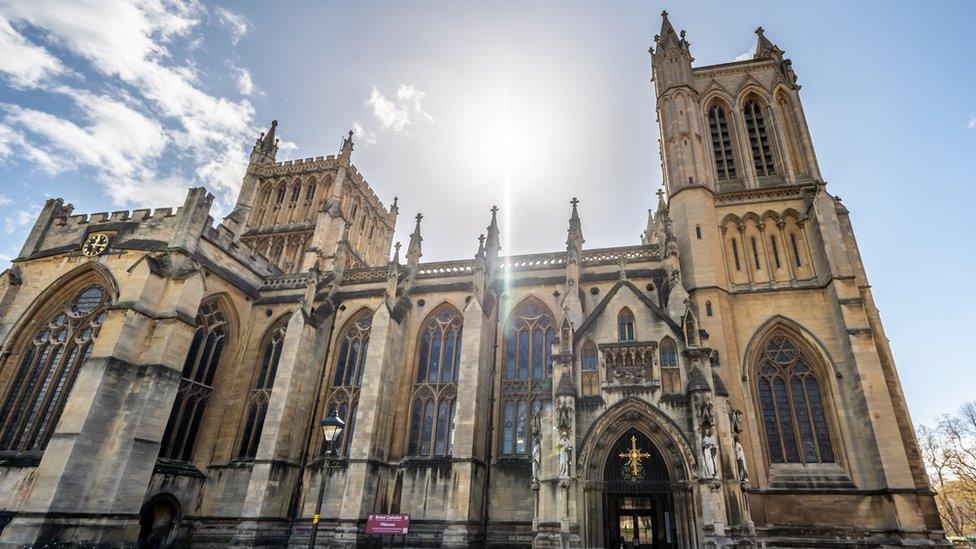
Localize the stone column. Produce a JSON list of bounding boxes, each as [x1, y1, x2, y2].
[[232, 305, 324, 547], [442, 294, 496, 546], [0, 252, 204, 546], [334, 302, 407, 545]]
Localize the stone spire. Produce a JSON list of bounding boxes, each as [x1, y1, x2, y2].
[[406, 213, 423, 269], [484, 206, 501, 278], [340, 130, 354, 161], [386, 241, 401, 299], [565, 197, 585, 266], [641, 208, 655, 245], [652, 10, 688, 56], [753, 26, 783, 62], [475, 233, 486, 260], [250, 120, 279, 164]]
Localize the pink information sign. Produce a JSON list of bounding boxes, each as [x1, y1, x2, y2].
[[365, 514, 410, 535]]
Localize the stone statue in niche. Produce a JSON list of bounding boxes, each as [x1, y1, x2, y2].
[[701, 426, 718, 479], [558, 431, 573, 480], [531, 415, 541, 485], [734, 438, 749, 482], [557, 399, 573, 432]]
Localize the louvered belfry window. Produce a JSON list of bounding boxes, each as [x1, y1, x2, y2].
[[743, 99, 775, 176], [408, 304, 462, 457], [708, 105, 736, 180], [160, 300, 227, 461], [756, 333, 834, 464], [0, 283, 108, 452]]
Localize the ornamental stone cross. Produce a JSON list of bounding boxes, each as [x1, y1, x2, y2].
[[619, 435, 652, 479]]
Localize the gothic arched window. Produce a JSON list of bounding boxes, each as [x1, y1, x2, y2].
[[743, 99, 775, 176], [324, 310, 373, 456], [708, 104, 736, 180], [408, 304, 462, 457], [160, 299, 228, 462], [659, 336, 680, 394], [501, 297, 555, 456], [305, 181, 316, 201], [755, 332, 835, 464], [275, 184, 286, 204], [290, 183, 301, 202], [0, 281, 108, 452], [618, 308, 635, 342], [581, 340, 598, 371], [238, 317, 288, 459]]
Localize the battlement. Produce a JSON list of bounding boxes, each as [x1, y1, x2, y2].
[[57, 206, 177, 228], [202, 222, 281, 277]]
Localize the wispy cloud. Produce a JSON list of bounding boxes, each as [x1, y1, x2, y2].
[[353, 122, 377, 145], [967, 114, 976, 129], [734, 45, 756, 62], [367, 84, 433, 135], [0, 194, 11, 206], [215, 7, 249, 45], [4, 205, 39, 234], [0, 0, 258, 209]]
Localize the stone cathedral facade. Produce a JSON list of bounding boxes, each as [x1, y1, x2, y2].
[[0, 13, 948, 549]]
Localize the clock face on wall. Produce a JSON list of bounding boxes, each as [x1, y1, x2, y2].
[[81, 233, 110, 257]]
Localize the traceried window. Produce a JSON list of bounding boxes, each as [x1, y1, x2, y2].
[[408, 305, 462, 457], [290, 183, 301, 202], [323, 310, 373, 456], [275, 185, 286, 204], [238, 317, 288, 459], [501, 297, 555, 456], [160, 300, 228, 461], [0, 282, 108, 452], [743, 99, 775, 176], [580, 339, 599, 397], [756, 333, 835, 464], [305, 181, 316, 201], [659, 336, 680, 394], [708, 104, 736, 180], [581, 340, 598, 371], [618, 308, 635, 342]]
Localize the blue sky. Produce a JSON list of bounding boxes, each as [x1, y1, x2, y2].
[[0, 1, 973, 425]]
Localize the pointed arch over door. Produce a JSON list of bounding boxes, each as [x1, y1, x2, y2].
[[499, 296, 555, 456]]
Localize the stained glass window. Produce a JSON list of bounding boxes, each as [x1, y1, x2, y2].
[[238, 317, 288, 459], [323, 310, 373, 456], [756, 333, 834, 464], [160, 300, 227, 461], [0, 282, 108, 452], [500, 297, 554, 456], [408, 305, 462, 457]]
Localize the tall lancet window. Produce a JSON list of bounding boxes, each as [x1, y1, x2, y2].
[[755, 332, 835, 464], [0, 281, 108, 452], [708, 104, 736, 180], [323, 310, 373, 456], [238, 317, 288, 459], [501, 297, 555, 456], [743, 99, 776, 176], [408, 304, 462, 457], [618, 308, 636, 341], [160, 299, 228, 462]]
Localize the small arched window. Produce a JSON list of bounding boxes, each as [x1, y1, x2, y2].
[[743, 99, 775, 176], [708, 104, 736, 180], [160, 300, 228, 461], [275, 185, 286, 204], [238, 317, 288, 459], [705, 301, 713, 317], [659, 337, 678, 369], [305, 182, 316, 201], [755, 332, 835, 464], [731, 238, 742, 271], [581, 340, 598, 371], [617, 308, 635, 342], [290, 183, 301, 202], [408, 305, 462, 457], [0, 281, 108, 452], [324, 310, 373, 456], [501, 297, 555, 455]]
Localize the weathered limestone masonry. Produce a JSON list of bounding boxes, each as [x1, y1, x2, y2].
[[0, 12, 948, 548]]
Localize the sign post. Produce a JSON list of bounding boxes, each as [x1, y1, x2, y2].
[[366, 513, 410, 545]]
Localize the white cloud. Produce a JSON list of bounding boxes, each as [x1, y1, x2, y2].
[[0, 194, 11, 206], [367, 84, 433, 135], [4, 205, 38, 234], [215, 7, 249, 45], [0, 15, 66, 87], [236, 67, 254, 95], [353, 122, 377, 145], [734, 45, 756, 62], [967, 114, 976, 129], [0, 0, 258, 208]]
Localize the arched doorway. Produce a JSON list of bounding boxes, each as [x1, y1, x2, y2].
[[604, 429, 673, 548], [138, 494, 180, 548], [578, 398, 698, 549]]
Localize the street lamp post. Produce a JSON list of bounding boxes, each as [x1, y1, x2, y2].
[[308, 409, 345, 548]]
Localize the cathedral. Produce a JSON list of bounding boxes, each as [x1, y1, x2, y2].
[[0, 13, 948, 548]]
